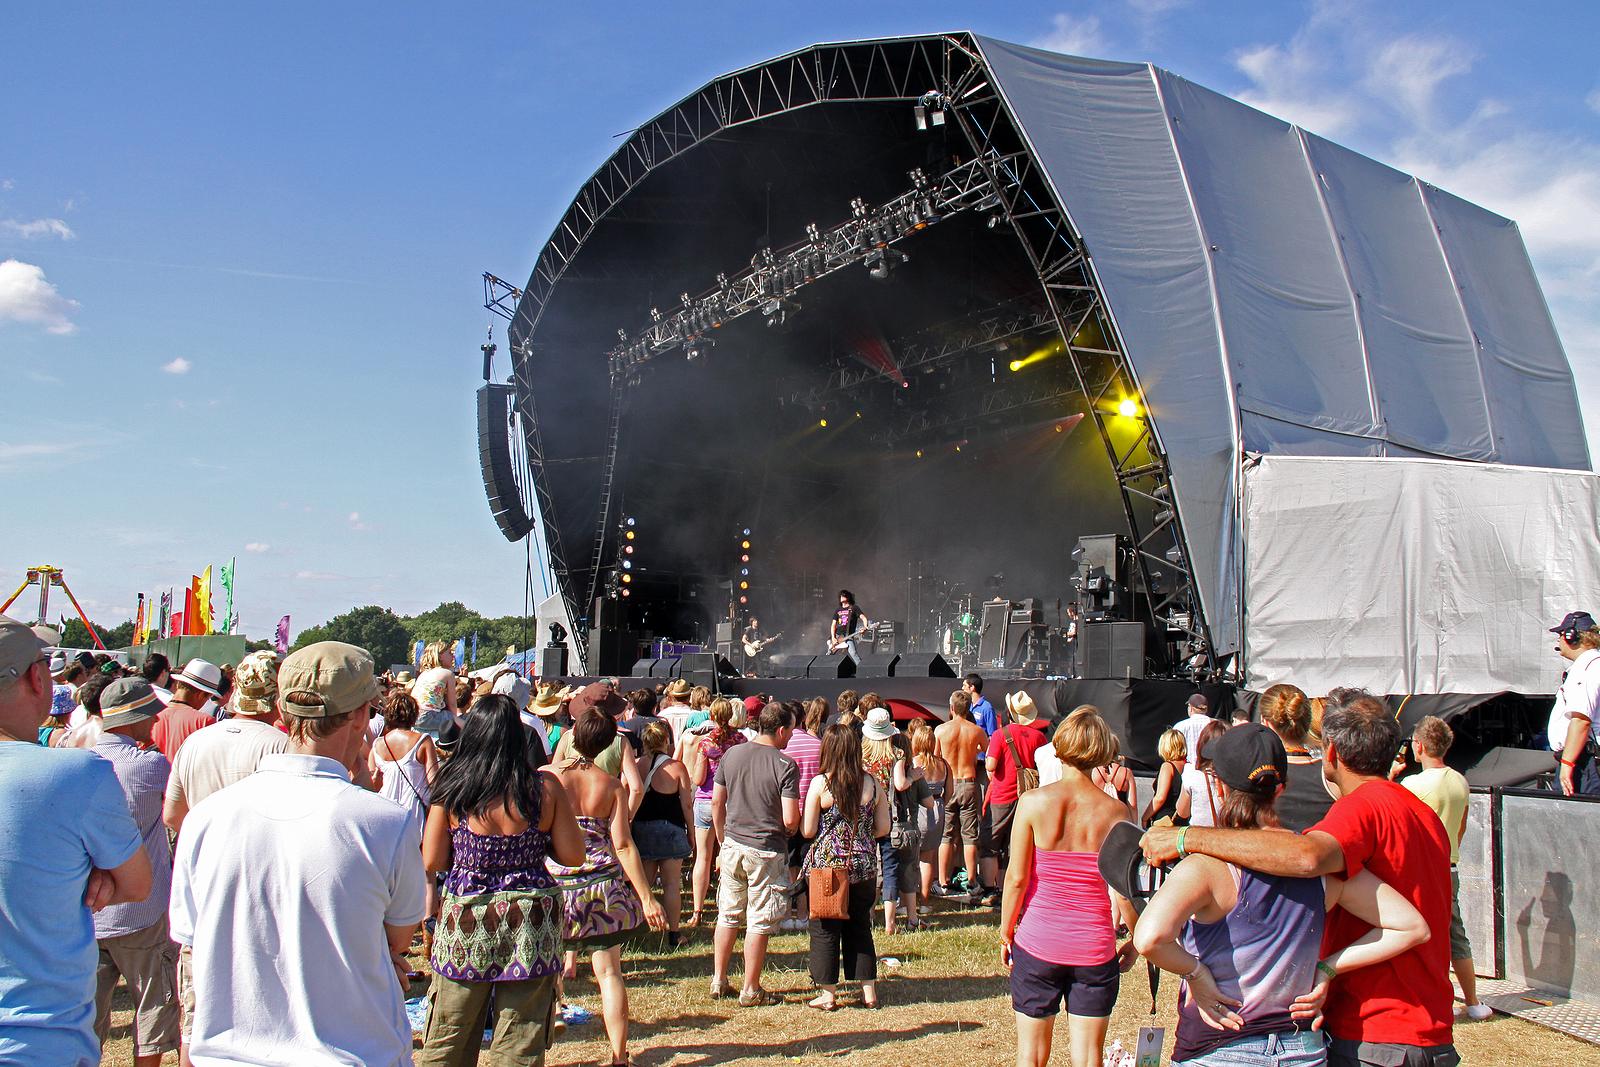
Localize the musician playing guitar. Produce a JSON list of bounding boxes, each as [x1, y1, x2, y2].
[[740, 618, 782, 659], [828, 589, 871, 659]]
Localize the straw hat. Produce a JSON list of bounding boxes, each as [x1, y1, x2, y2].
[[531, 682, 576, 716], [663, 678, 692, 699], [1005, 691, 1040, 723]]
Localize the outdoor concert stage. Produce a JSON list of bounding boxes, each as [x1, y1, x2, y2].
[[482, 32, 1600, 732]]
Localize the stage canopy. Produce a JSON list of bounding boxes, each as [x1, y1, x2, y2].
[[493, 32, 1592, 693]]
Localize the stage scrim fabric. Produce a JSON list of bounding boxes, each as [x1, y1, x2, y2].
[[1243, 455, 1600, 696]]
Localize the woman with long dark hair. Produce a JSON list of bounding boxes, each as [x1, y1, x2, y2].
[[548, 709, 666, 1067], [802, 724, 890, 1011], [417, 694, 584, 1067]]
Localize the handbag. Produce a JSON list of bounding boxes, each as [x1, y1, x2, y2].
[[809, 865, 850, 921], [1003, 726, 1041, 796]]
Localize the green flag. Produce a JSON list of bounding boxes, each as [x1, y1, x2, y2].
[[219, 560, 235, 635]]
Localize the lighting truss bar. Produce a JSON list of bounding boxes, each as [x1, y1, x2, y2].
[[869, 379, 1084, 449], [483, 273, 523, 323], [607, 151, 1029, 383], [785, 304, 1060, 408]]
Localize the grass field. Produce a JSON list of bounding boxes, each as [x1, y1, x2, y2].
[[105, 895, 1600, 1064]]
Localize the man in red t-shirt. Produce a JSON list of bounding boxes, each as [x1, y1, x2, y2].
[[151, 659, 222, 761], [1141, 689, 1456, 1067], [984, 691, 1050, 882]]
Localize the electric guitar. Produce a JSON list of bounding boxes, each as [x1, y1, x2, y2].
[[741, 632, 783, 657], [827, 624, 871, 654]]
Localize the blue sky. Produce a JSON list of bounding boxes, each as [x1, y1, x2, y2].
[[2, 1, 1597, 640]]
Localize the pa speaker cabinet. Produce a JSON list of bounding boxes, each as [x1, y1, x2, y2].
[[768, 654, 814, 679], [978, 600, 1011, 665], [538, 646, 568, 679], [1078, 621, 1145, 679], [854, 652, 900, 677], [894, 652, 956, 678], [629, 657, 663, 678], [806, 655, 856, 679]]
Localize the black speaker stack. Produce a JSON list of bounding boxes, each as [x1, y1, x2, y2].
[[476, 384, 534, 542]]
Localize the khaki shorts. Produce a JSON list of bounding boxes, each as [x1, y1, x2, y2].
[[1449, 868, 1472, 961], [96, 916, 180, 1056], [716, 839, 790, 935], [942, 779, 982, 845], [178, 943, 195, 1041]]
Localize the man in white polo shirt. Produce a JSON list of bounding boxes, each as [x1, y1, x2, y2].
[[1172, 692, 1214, 762], [169, 641, 426, 1066], [1546, 611, 1600, 796]]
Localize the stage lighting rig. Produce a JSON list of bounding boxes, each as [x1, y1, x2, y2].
[[913, 90, 948, 130], [604, 150, 1028, 382]]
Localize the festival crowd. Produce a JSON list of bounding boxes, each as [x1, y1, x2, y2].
[[4, 608, 1596, 1065]]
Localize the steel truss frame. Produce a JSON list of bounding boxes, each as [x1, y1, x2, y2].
[[494, 32, 1211, 664]]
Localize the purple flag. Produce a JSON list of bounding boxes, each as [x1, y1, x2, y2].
[[275, 615, 290, 655]]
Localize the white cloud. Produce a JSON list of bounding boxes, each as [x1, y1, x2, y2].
[[1231, 13, 1362, 136], [0, 441, 68, 466], [244, 542, 271, 553], [1127, 0, 1188, 14], [1034, 13, 1106, 57], [162, 357, 192, 375], [1362, 35, 1474, 124], [0, 178, 13, 191], [348, 512, 370, 531], [0, 259, 78, 334], [0, 217, 74, 240]]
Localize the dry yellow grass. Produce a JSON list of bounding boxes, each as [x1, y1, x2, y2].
[[102, 902, 1600, 1064]]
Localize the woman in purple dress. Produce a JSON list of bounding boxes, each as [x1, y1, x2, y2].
[[417, 694, 584, 1067], [549, 709, 667, 1067]]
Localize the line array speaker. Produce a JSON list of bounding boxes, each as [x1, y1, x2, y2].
[[477, 384, 534, 542]]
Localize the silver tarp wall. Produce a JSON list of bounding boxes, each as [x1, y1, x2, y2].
[[975, 37, 1590, 663], [1243, 455, 1600, 695]]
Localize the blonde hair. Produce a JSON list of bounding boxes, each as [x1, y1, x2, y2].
[[642, 720, 673, 756], [1157, 728, 1187, 763], [1052, 706, 1118, 771], [418, 641, 447, 672], [708, 697, 735, 733], [729, 697, 749, 730], [860, 736, 896, 767], [1413, 715, 1454, 759], [690, 685, 712, 710], [1259, 683, 1312, 744], [1308, 697, 1326, 743], [1580, 628, 1600, 652], [909, 719, 944, 775]]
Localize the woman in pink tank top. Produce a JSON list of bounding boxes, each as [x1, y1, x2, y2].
[[1001, 706, 1141, 1067]]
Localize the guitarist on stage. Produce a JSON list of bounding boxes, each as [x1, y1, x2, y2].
[[828, 589, 870, 662], [740, 617, 781, 673]]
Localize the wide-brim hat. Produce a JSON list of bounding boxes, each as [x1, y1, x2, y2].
[[492, 671, 532, 713], [861, 706, 897, 740], [229, 650, 280, 716], [175, 658, 224, 699], [100, 678, 163, 729], [570, 681, 627, 719], [531, 682, 576, 715], [663, 678, 692, 699], [1005, 691, 1040, 722]]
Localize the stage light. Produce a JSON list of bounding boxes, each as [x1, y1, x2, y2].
[[624, 544, 634, 554], [1117, 398, 1141, 418], [854, 411, 862, 419], [740, 554, 749, 563], [625, 530, 635, 541], [626, 517, 636, 527], [1009, 359, 1023, 372], [739, 595, 748, 605], [740, 568, 749, 577], [915, 449, 923, 458], [742, 527, 751, 536], [741, 540, 751, 550], [621, 573, 632, 584], [739, 581, 749, 590], [622, 560, 632, 571], [819, 418, 828, 428], [621, 588, 631, 598]]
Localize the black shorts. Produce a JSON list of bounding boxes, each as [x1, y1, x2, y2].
[[1009, 942, 1119, 1019]]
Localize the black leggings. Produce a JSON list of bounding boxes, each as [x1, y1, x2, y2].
[[808, 879, 878, 985]]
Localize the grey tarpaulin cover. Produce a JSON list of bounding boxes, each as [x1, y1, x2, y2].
[[1243, 455, 1600, 695], [974, 37, 1591, 668]]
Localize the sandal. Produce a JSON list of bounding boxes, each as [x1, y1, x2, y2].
[[807, 994, 839, 1012], [709, 980, 735, 999], [861, 994, 882, 1010], [685, 908, 703, 928], [738, 988, 783, 1007]]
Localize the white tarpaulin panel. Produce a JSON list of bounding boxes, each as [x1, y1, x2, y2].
[[1244, 455, 1600, 695]]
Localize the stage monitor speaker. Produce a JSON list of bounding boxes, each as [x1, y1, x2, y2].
[[715, 622, 735, 643], [768, 654, 814, 679], [679, 652, 735, 691], [894, 652, 956, 678], [477, 384, 534, 542], [650, 657, 681, 678], [978, 600, 1011, 665], [806, 655, 856, 679], [630, 657, 673, 678], [855, 652, 899, 677], [1078, 621, 1145, 678], [538, 646, 568, 678]]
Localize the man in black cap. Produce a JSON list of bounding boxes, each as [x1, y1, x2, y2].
[[1545, 611, 1600, 796]]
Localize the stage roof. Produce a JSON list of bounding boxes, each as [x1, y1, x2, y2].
[[505, 32, 1589, 672]]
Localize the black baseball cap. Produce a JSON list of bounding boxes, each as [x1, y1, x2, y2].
[[1550, 612, 1596, 635], [1208, 723, 1287, 794], [1098, 821, 1158, 913]]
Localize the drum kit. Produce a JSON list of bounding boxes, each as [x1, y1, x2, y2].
[[937, 595, 980, 659]]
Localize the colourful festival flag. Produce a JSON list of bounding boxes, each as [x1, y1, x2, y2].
[[196, 566, 214, 636], [171, 609, 186, 638], [470, 632, 479, 666], [133, 594, 146, 646], [453, 638, 466, 668], [219, 560, 235, 635], [159, 591, 172, 638], [413, 640, 425, 668], [275, 615, 291, 655], [184, 582, 200, 636]]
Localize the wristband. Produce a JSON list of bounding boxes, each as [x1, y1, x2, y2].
[[1316, 959, 1337, 981], [1176, 826, 1189, 859], [1179, 959, 1203, 982], [1561, 758, 1577, 768]]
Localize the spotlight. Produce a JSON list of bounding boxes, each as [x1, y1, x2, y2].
[[622, 560, 632, 570], [741, 540, 751, 550], [740, 568, 749, 577], [742, 528, 751, 536], [819, 418, 828, 428], [1117, 398, 1141, 418], [915, 449, 923, 458], [739, 581, 749, 590], [739, 595, 748, 605], [624, 544, 634, 555], [1009, 359, 1023, 372], [621, 573, 632, 584], [740, 554, 749, 563], [621, 588, 632, 598], [626, 517, 636, 527], [625, 530, 635, 541]]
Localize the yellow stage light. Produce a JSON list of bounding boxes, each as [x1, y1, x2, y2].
[[819, 418, 828, 428], [1009, 359, 1023, 372], [915, 449, 923, 458], [1117, 398, 1140, 418], [621, 573, 632, 584], [625, 530, 635, 541], [741, 540, 750, 550], [739, 580, 749, 590]]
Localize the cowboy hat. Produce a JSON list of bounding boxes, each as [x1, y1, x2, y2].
[[1005, 691, 1040, 722], [663, 677, 692, 699], [531, 681, 576, 716]]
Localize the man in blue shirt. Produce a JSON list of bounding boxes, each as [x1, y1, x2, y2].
[[964, 673, 998, 736], [0, 615, 151, 1067]]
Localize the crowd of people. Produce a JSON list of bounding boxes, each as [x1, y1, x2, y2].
[[6, 608, 1593, 1065]]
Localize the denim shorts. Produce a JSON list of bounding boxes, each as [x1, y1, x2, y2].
[[1175, 1030, 1325, 1066], [633, 819, 691, 862], [693, 798, 714, 830]]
